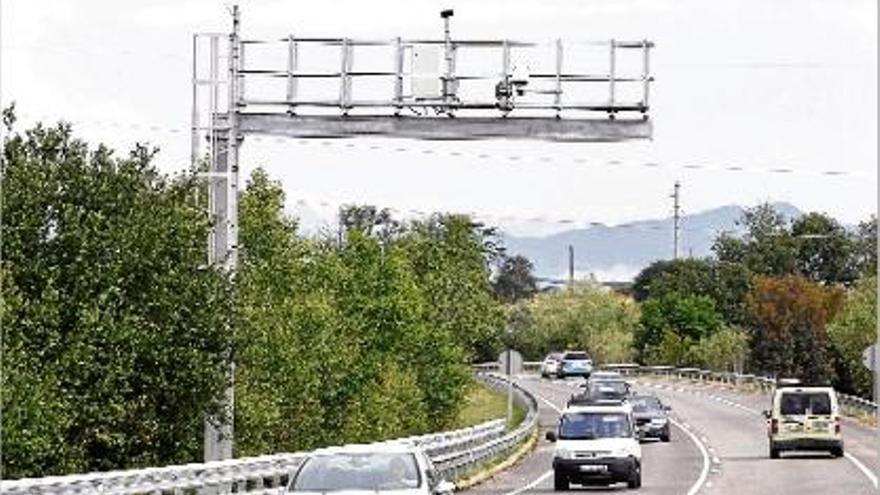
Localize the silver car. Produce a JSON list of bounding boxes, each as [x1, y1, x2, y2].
[[288, 443, 455, 495], [541, 352, 563, 378]]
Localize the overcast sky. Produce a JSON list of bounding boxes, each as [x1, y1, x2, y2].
[[4, 0, 877, 235]]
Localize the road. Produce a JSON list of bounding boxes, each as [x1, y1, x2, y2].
[[462, 375, 878, 495]]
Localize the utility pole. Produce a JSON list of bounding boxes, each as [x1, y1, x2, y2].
[[672, 181, 681, 260], [568, 244, 575, 288]]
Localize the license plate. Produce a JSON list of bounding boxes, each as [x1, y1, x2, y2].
[[580, 465, 607, 473]]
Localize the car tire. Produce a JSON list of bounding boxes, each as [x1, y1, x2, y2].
[[769, 444, 780, 459], [660, 428, 670, 443], [553, 471, 569, 491], [831, 447, 844, 458], [627, 461, 642, 489]]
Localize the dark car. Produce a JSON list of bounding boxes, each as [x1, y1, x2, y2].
[[630, 395, 671, 442]]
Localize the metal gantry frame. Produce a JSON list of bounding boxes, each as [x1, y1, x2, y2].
[[191, 6, 655, 461]]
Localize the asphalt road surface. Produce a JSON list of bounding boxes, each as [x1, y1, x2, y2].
[[462, 375, 878, 495]]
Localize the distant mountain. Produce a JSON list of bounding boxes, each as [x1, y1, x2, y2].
[[500, 202, 803, 282]]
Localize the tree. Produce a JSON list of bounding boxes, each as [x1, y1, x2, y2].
[[691, 326, 749, 372], [827, 276, 876, 397], [713, 203, 798, 277], [791, 212, 856, 285], [851, 216, 877, 277], [512, 284, 639, 364], [400, 215, 506, 365], [746, 275, 843, 383], [632, 258, 752, 325], [634, 293, 723, 361], [2, 121, 231, 477], [493, 254, 538, 303]]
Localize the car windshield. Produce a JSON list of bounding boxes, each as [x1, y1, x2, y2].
[[589, 381, 628, 398], [564, 353, 589, 360], [779, 392, 832, 416], [290, 453, 421, 492], [630, 396, 662, 413], [559, 412, 632, 439]]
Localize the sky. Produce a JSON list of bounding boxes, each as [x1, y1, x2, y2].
[[3, 0, 877, 236]]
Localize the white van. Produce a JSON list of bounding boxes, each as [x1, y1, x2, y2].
[[764, 384, 843, 459], [546, 401, 642, 490]]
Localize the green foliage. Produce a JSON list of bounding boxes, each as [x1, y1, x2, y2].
[[691, 326, 750, 372], [852, 217, 877, 277], [2, 115, 504, 476], [634, 293, 723, 361], [713, 203, 798, 277], [746, 275, 843, 383], [791, 212, 857, 284], [492, 254, 538, 304], [233, 172, 502, 455], [827, 276, 876, 397], [632, 258, 752, 325], [2, 122, 231, 477], [399, 215, 506, 366], [512, 284, 638, 364]]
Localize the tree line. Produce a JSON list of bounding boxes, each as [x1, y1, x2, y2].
[[489, 204, 876, 402], [631, 204, 876, 397], [1, 117, 505, 478]]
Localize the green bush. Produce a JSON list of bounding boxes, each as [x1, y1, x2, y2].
[[512, 284, 638, 364]]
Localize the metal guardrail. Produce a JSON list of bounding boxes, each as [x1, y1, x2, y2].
[[477, 361, 878, 418], [0, 374, 537, 495], [600, 364, 879, 418]]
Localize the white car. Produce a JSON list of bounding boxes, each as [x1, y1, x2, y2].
[[764, 383, 843, 459], [546, 401, 642, 490], [541, 352, 563, 378], [287, 443, 455, 495]]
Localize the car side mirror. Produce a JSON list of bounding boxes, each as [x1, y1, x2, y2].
[[545, 431, 557, 442], [762, 410, 771, 419], [664, 405, 672, 412], [433, 480, 455, 495]]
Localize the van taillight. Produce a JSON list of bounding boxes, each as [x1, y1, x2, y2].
[[771, 419, 779, 435], [834, 418, 840, 434]]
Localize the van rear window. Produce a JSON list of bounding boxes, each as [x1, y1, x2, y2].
[[780, 392, 832, 415], [564, 353, 589, 360]]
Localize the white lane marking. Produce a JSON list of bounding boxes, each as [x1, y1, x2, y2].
[[530, 389, 563, 414], [501, 469, 553, 495], [670, 418, 711, 495], [497, 384, 562, 495], [844, 452, 879, 488], [673, 381, 879, 489]]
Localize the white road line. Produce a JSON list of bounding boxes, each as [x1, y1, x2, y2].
[[670, 418, 711, 495], [676, 382, 879, 490], [501, 469, 553, 495], [844, 452, 879, 488], [497, 386, 561, 495], [530, 389, 563, 414]]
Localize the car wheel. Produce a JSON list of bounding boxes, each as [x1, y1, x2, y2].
[[553, 470, 569, 491], [831, 447, 844, 458], [660, 429, 670, 443], [769, 444, 780, 459], [626, 461, 642, 489]]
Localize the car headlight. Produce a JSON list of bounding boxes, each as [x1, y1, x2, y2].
[[555, 447, 575, 460], [611, 447, 634, 458]]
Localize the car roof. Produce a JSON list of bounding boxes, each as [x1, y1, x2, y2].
[[775, 386, 836, 394], [309, 442, 421, 457], [590, 371, 623, 379], [564, 402, 633, 414]]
